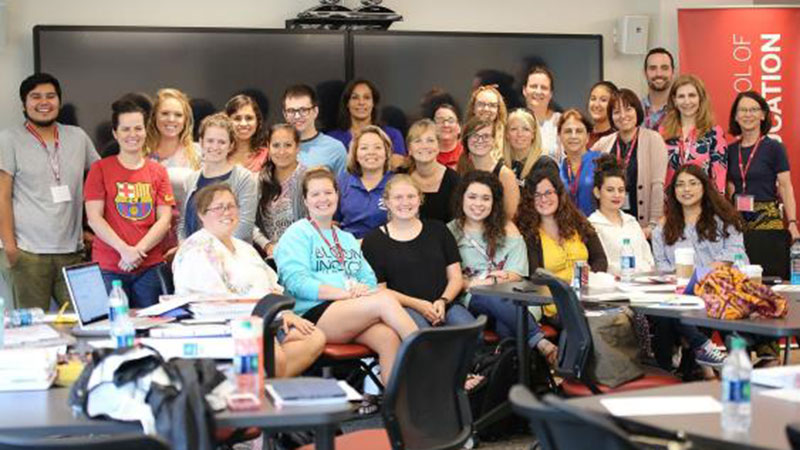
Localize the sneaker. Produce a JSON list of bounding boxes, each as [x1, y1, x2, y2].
[[695, 341, 726, 368]]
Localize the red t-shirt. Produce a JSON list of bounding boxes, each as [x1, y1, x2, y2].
[[84, 157, 176, 272], [437, 141, 464, 170]]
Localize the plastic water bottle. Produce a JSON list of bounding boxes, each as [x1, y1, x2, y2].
[[108, 281, 135, 348], [620, 238, 635, 282], [721, 336, 752, 433], [791, 240, 800, 285], [232, 317, 264, 396], [7, 308, 45, 327]]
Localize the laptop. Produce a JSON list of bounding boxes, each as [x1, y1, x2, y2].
[[62, 262, 172, 337]]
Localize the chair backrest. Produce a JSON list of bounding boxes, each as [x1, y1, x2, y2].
[[382, 316, 486, 450], [788, 422, 800, 450], [0, 433, 171, 450], [509, 385, 641, 450], [529, 269, 593, 382], [251, 293, 295, 378]]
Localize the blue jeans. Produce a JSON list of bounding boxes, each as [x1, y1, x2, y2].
[[468, 294, 545, 348], [404, 303, 476, 329], [101, 263, 164, 308]]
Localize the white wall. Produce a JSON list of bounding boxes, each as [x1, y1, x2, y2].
[[0, 0, 729, 131]]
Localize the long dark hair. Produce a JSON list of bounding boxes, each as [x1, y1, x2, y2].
[[516, 166, 597, 246], [224, 94, 266, 151], [257, 124, 300, 212], [451, 171, 507, 259], [662, 164, 743, 246]]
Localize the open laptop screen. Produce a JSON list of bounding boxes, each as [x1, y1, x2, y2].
[[63, 263, 109, 326]]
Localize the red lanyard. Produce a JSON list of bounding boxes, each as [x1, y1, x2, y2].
[[566, 158, 582, 199], [310, 219, 347, 273], [615, 129, 638, 168], [738, 136, 764, 193], [25, 122, 61, 184]]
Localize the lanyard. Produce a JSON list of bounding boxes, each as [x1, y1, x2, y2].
[[465, 235, 498, 271], [676, 127, 697, 166], [309, 219, 348, 276], [614, 129, 638, 168], [25, 122, 61, 184], [566, 157, 582, 199], [738, 136, 764, 193]]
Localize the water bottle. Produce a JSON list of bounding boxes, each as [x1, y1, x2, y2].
[[620, 238, 635, 282], [721, 336, 752, 433], [232, 317, 264, 397], [791, 240, 800, 285], [108, 280, 135, 348], [7, 308, 45, 327]]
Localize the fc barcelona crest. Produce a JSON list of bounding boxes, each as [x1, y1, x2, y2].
[[114, 182, 154, 221]]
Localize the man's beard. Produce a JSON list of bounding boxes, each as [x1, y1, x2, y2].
[[23, 111, 57, 128], [648, 79, 671, 93]]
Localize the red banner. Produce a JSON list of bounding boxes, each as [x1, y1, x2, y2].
[[678, 7, 799, 213]]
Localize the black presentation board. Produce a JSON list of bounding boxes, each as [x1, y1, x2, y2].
[[34, 26, 602, 147]]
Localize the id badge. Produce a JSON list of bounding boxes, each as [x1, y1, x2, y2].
[[736, 194, 755, 212], [344, 277, 357, 291], [51, 185, 71, 203]]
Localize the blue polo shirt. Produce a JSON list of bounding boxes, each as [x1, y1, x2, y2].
[[335, 172, 393, 239], [559, 150, 601, 217], [328, 126, 407, 155]]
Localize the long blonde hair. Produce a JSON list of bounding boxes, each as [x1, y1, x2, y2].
[[465, 85, 507, 159], [503, 108, 542, 179], [660, 74, 715, 140], [145, 88, 200, 169]]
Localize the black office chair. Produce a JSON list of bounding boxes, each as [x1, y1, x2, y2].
[[509, 384, 692, 450], [300, 316, 486, 450], [787, 423, 800, 450], [0, 434, 170, 450], [529, 269, 680, 396], [251, 293, 295, 378]]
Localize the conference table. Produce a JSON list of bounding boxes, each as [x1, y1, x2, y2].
[[0, 386, 353, 450], [567, 380, 799, 450]]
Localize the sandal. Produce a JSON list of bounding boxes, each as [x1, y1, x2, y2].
[[357, 393, 382, 416]]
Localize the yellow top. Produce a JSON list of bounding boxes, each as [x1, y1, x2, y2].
[[540, 228, 588, 317]]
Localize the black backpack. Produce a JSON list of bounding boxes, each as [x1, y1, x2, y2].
[[467, 339, 523, 441]]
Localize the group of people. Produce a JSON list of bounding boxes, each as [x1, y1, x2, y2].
[[0, 45, 795, 381]]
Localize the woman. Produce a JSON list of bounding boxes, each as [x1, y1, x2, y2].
[[447, 171, 557, 364], [224, 94, 269, 173], [586, 81, 618, 148], [173, 184, 325, 377], [362, 175, 474, 329], [329, 79, 406, 170], [253, 124, 307, 259], [588, 154, 655, 276], [726, 91, 798, 279], [405, 119, 460, 223], [503, 108, 544, 182], [465, 85, 508, 159], [660, 74, 727, 193], [593, 88, 668, 237], [336, 126, 394, 239], [516, 166, 607, 317], [432, 103, 463, 170], [557, 109, 602, 216], [456, 118, 520, 219], [523, 66, 562, 162], [275, 168, 419, 384], [178, 113, 257, 243], [85, 99, 175, 308], [651, 165, 742, 369]]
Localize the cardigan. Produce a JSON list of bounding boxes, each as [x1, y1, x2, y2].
[[592, 127, 668, 228]]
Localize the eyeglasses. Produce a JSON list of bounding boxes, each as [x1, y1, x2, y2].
[[468, 133, 493, 143], [284, 106, 313, 117], [736, 107, 762, 115], [434, 117, 458, 126], [475, 101, 499, 110], [205, 203, 239, 215], [675, 180, 702, 190], [534, 189, 556, 201]]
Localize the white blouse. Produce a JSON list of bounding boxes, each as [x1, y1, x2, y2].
[[172, 228, 280, 296], [538, 111, 563, 163], [588, 210, 655, 276]]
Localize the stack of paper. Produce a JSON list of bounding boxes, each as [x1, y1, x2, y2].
[[189, 300, 258, 321], [752, 365, 800, 388], [0, 346, 59, 391], [4, 324, 73, 348]]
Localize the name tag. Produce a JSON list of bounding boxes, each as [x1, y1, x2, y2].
[[51, 185, 72, 203], [736, 194, 754, 212]]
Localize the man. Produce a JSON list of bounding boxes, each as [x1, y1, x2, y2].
[[641, 47, 675, 131], [282, 85, 347, 176], [0, 73, 99, 310]]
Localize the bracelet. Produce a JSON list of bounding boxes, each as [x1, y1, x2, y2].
[[789, 220, 797, 224], [437, 296, 450, 304]]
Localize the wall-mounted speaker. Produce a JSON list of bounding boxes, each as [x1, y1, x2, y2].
[[615, 15, 649, 55]]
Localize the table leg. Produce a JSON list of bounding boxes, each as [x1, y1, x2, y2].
[[315, 425, 336, 450], [785, 336, 793, 366], [517, 302, 530, 385]]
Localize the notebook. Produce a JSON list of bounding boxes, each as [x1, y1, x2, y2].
[[62, 262, 171, 337]]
